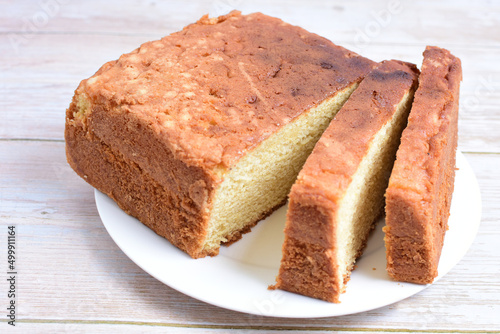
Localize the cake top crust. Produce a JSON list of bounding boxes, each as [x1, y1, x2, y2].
[[292, 60, 419, 204], [387, 46, 462, 199], [77, 11, 374, 169]]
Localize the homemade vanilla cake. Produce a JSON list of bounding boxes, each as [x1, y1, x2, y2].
[[65, 11, 374, 258], [272, 60, 419, 303], [384, 46, 462, 284]]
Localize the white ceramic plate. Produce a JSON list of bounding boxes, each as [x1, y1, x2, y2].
[[95, 151, 481, 318]]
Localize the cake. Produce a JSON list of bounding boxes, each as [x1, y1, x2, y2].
[[384, 46, 462, 284], [272, 60, 419, 303], [65, 11, 375, 258]]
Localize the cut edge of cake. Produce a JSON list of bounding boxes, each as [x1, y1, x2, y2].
[[65, 11, 375, 259], [203, 83, 361, 252], [272, 60, 420, 302]]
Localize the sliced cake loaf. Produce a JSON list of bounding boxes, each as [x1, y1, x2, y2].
[[272, 60, 419, 303], [384, 46, 462, 284], [65, 11, 374, 258]]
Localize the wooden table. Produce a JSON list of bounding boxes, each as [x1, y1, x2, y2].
[[2, 0, 499, 332]]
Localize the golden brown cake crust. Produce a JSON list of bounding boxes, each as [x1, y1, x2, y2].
[[76, 10, 374, 170], [65, 117, 217, 258], [274, 60, 419, 302], [65, 11, 375, 258], [384, 46, 462, 284]]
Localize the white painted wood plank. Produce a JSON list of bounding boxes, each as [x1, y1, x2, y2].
[[1, 141, 499, 331], [2, 0, 499, 152], [1, 34, 500, 152], [3, 321, 459, 334], [1, 0, 499, 48]]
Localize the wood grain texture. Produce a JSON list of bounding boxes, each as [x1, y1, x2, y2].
[[1, 0, 499, 332], [11, 322, 495, 334], [1, 3, 499, 152], [1, 0, 499, 47]]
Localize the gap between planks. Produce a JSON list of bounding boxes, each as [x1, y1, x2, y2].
[[0, 138, 496, 157], [0, 319, 498, 333]]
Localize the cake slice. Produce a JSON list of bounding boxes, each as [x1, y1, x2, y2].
[[272, 60, 419, 303], [65, 11, 374, 258], [384, 46, 462, 284]]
